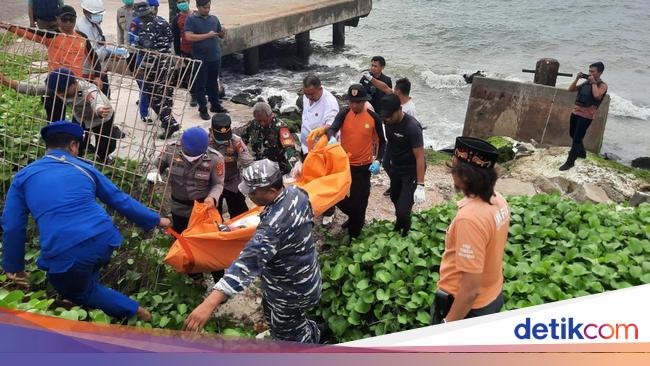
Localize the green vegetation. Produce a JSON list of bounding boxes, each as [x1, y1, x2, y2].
[[487, 136, 515, 163], [425, 149, 451, 166], [318, 194, 650, 342], [588, 153, 650, 183]]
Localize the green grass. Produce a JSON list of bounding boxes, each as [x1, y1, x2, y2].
[[588, 153, 650, 183], [425, 149, 451, 166], [0, 32, 17, 49]]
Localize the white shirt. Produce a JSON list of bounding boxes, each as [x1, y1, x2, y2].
[[75, 16, 108, 68], [402, 99, 417, 118], [300, 89, 340, 153]]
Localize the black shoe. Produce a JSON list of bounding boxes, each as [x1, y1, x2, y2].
[[559, 161, 574, 171], [383, 187, 392, 197], [199, 109, 210, 120], [578, 150, 587, 159], [190, 96, 198, 107], [210, 104, 228, 113], [158, 123, 180, 140]]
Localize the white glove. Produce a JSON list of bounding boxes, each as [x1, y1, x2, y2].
[[414, 184, 425, 204], [146, 171, 163, 183], [361, 71, 373, 81]]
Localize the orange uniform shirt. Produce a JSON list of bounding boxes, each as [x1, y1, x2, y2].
[[330, 107, 385, 166], [438, 192, 510, 308]]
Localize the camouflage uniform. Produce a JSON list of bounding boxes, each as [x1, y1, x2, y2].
[[154, 143, 225, 220], [240, 117, 300, 174], [214, 185, 322, 343], [137, 16, 180, 131], [209, 135, 254, 218]]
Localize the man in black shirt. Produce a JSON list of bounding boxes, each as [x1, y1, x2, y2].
[[360, 56, 392, 111], [379, 94, 426, 236]]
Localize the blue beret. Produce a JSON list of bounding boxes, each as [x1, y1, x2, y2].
[[40, 121, 85, 141], [181, 127, 209, 156], [147, 0, 160, 6], [47, 68, 76, 93]]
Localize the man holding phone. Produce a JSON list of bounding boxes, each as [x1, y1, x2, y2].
[[560, 62, 608, 171]]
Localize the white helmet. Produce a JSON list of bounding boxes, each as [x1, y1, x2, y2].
[[81, 0, 105, 14]]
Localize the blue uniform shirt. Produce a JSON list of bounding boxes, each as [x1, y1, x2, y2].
[[2, 150, 160, 273], [184, 14, 222, 62]]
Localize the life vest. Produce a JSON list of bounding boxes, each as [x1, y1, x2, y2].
[[575, 81, 606, 108]]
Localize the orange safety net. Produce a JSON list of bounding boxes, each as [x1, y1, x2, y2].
[[164, 138, 351, 273]]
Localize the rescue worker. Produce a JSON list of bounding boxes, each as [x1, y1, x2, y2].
[[209, 114, 254, 219], [117, 0, 135, 46], [183, 159, 322, 343], [0, 68, 119, 164], [240, 102, 300, 175], [135, 0, 182, 139], [379, 94, 426, 236], [432, 137, 510, 324], [560, 62, 608, 171], [307, 84, 385, 239], [76, 0, 111, 97], [1, 6, 102, 122], [2, 121, 170, 320], [359, 56, 392, 111], [150, 127, 224, 234]]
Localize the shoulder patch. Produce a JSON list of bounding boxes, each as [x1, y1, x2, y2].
[[216, 160, 225, 176]]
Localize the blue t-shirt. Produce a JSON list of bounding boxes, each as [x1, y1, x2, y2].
[[184, 14, 222, 62]]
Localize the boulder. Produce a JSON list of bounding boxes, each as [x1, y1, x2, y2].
[[230, 89, 262, 107], [495, 178, 536, 196], [631, 157, 650, 171], [549, 176, 580, 194], [630, 187, 650, 207], [569, 183, 612, 204], [267, 95, 283, 112], [532, 176, 561, 194], [486, 136, 515, 163]]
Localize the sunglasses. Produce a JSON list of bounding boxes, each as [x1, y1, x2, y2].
[[59, 16, 77, 23]]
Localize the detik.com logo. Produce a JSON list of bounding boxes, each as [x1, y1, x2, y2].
[[514, 317, 639, 340]]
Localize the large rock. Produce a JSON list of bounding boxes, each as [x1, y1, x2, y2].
[[486, 136, 515, 163], [630, 190, 650, 207], [570, 183, 612, 204], [267, 95, 283, 111], [532, 176, 561, 194], [495, 178, 537, 196], [631, 157, 650, 171]]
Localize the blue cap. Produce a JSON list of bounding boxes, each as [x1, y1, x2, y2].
[[40, 121, 85, 141], [181, 127, 209, 156], [147, 0, 160, 6], [47, 68, 76, 93]]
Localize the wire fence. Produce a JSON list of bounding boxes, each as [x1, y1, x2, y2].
[[0, 25, 203, 215]]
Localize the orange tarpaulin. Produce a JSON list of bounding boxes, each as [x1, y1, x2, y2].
[[164, 138, 351, 273]]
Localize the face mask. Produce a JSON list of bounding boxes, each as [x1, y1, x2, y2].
[[122, 0, 134, 5], [177, 2, 190, 11], [89, 13, 104, 24], [182, 152, 202, 162]]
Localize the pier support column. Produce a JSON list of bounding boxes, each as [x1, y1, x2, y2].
[[296, 31, 312, 59], [333, 22, 345, 48], [243, 46, 259, 75]]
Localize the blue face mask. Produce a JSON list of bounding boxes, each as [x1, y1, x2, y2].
[[89, 13, 104, 24], [177, 2, 190, 12]]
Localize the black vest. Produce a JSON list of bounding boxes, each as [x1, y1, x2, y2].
[[575, 81, 605, 108]]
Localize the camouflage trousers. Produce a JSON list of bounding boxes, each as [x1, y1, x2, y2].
[[142, 61, 179, 128], [262, 295, 321, 343]]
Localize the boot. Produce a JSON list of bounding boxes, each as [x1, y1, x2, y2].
[[578, 147, 587, 159], [158, 123, 180, 140], [559, 149, 578, 171], [199, 108, 210, 120], [190, 95, 198, 107], [210, 104, 228, 113]]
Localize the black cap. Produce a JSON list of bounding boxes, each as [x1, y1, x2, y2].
[[378, 94, 401, 118], [211, 113, 232, 141], [453, 137, 498, 169], [345, 84, 371, 102], [56, 5, 77, 17], [196, 0, 211, 6]]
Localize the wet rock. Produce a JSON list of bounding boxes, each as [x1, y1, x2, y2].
[[630, 186, 650, 207], [267, 95, 283, 111], [631, 157, 650, 171], [487, 136, 515, 163], [230, 88, 263, 107]]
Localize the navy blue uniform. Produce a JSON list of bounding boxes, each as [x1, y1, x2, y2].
[[2, 150, 160, 318], [214, 186, 322, 343]]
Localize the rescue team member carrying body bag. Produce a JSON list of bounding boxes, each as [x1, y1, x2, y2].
[[431, 137, 511, 325]]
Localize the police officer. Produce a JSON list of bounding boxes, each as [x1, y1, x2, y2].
[[183, 159, 322, 343], [209, 114, 254, 219], [308, 84, 386, 239], [240, 102, 300, 175], [560, 62, 608, 171], [134, 1, 182, 139], [432, 137, 510, 324], [150, 127, 225, 234], [2, 121, 170, 320]]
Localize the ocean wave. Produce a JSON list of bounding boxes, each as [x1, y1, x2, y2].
[[308, 53, 364, 70], [608, 93, 650, 120], [259, 87, 300, 113], [420, 70, 467, 90]]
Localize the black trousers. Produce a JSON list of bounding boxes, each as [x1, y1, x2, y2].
[[430, 289, 504, 325], [43, 91, 66, 123], [337, 164, 371, 238], [389, 172, 417, 236], [191, 58, 221, 110], [78, 117, 120, 163], [172, 211, 224, 282], [218, 189, 249, 219], [567, 113, 593, 163]]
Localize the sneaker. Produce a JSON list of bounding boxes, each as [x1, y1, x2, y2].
[[141, 117, 155, 125], [158, 123, 180, 140], [199, 109, 210, 120], [322, 213, 334, 226], [559, 161, 574, 171], [383, 187, 392, 197], [190, 96, 198, 107], [210, 104, 228, 113]]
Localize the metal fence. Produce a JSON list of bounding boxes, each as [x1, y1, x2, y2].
[[0, 25, 203, 214]]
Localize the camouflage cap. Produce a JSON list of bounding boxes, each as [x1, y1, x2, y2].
[[238, 159, 282, 195]]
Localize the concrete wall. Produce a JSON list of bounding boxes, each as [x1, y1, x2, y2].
[[462, 77, 610, 153]]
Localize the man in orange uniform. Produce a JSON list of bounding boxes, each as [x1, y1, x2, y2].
[[0, 5, 102, 122], [432, 137, 510, 324], [308, 84, 385, 239]]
